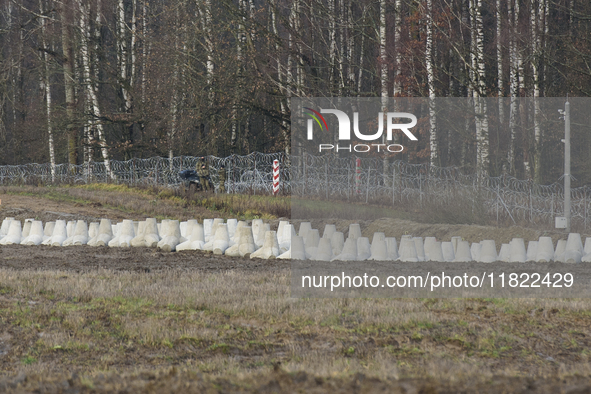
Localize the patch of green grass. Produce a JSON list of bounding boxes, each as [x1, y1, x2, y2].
[[190, 194, 290, 219], [411, 332, 424, 342], [0, 285, 13, 295], [387, 345, 424, 356], [38, 289, 56, 300], [75, 183, 155, 195], [21, 355, 37, 365], [93, 296, 154, 314], [208, 342, 230, 354], [79, 376, 95, 390], [344, 346, 355, 356]]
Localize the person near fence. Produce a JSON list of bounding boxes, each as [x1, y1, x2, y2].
[[218, 165, 227, 193], [196, 157, 211, 191]]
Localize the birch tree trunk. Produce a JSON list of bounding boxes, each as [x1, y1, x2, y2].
[[199, 0, 214, 97], [39, 0, 56, 180], [508, 0, 519, 175], [532, 0, 544, 183], [168, 5, 181, 166], [295, 0, 304, 96], [117, 0, 132, 112], [61, 0, 77, 165], [496, 0, 504, 126], [337, 0, 344, 95], [12, 3, 24, 136], [328, 0, 337, 94], [141, 0, 147, 107], [269, 0, 289, 154], [347, 0, 355, 91], [357, 5, 366, 95], [426, 0, 438, 166], [7, 1, 15, 129], [78, 0, 112, 178], [117, 0, 137, 149], [380, 0, 389, 179], [379, 0, 387, 101], [231, 0, 248, 149], [393, 0, 402, 97], [470, 0, 489, 178]]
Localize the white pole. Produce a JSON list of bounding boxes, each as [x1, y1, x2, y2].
[[564, 99, 571, 233]]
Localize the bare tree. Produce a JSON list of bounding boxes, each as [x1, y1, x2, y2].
[[78, 0, 112, 176], [470, 0, 489, 178], [61, 0, 78, 165], [508, 0, 519, 175], [39, 0, 56, 180], [531, 0, 544, 182], [426, 0, 438, 166], [392, 0, 402, 97], [496, 0, 504, 124]]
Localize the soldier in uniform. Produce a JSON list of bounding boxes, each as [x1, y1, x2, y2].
[[218, 164, 227, 193], [196, 157, 210, 191]]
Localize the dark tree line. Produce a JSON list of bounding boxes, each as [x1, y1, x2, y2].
[[1, 0, 591, 184]]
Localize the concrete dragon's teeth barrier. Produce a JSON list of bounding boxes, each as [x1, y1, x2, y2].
[[3, 216, 591, 263], [0, 219, 21, 245]]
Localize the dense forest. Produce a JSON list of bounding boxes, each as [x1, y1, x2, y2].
[[1, 0, 591, 184]]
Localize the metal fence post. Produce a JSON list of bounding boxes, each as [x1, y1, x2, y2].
[[366, 167, 371, 203], [253, 157, 257, 195], [155, 160, 159, 186], [325, 160, 329, 200], [303, 155, 306, 196], [529, 185, 533, 222], [585, 188, 588, 230], [419, 174, 423, 206], [347, 165, 350, 201], [551, 192, 554, 226], [497, 182, 501, 225], [232, 155, 235, 194], [355, 158, 361, 196], [425, 168, 429, 204], [392, 165, 396, 207]]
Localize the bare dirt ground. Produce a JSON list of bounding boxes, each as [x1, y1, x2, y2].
[[2, 190, 591, 393], [0, 244, 288, 273]]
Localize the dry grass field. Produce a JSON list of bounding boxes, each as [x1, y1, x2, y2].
[[0, 185, 590, 393]]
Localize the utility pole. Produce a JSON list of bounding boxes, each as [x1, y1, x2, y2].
[[563, 99, 571, 233]]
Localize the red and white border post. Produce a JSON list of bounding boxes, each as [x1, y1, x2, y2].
[[273, 160, 280, 195]]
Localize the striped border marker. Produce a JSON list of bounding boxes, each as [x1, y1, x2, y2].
[[273, 160, 280, 196]]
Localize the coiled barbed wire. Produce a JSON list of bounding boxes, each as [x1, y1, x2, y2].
[[1, 152, 590, 227]]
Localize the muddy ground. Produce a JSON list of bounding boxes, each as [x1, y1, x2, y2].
[[0, 244, 289, 273]]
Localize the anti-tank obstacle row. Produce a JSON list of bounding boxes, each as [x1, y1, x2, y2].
[[0, 217, 589, 263]]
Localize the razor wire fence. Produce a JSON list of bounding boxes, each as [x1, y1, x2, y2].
[[0, 153, 289, 195], [290, 154, 590, 229], [0, 152, 588, 228]]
